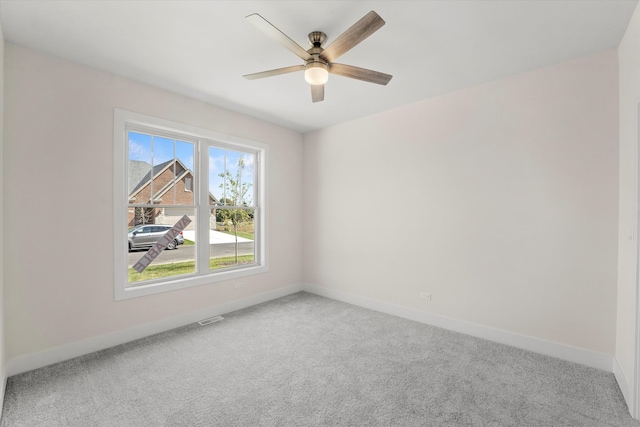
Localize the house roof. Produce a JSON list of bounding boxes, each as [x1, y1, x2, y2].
[[129, 159, 176, 197], [128, 158, 218, 204], [128, 160, 154, 195]]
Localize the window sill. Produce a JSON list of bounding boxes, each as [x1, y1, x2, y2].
[[115, 263, 269, 301]]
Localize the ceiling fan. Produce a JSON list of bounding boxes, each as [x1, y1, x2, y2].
[[243, 11, 393, 103]]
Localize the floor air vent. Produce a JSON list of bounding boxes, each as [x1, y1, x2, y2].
[[198, 316, 224, 326]]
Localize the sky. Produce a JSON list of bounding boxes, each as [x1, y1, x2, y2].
[[128, 131, 255, 205]]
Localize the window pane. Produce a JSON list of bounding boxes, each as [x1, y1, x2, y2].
[[126, 130, 198, 285], [127, 209, 196, 285], [176, 140, 195, 202], [152, 136, 174, 165], [209, 208, 255, 270], [209, 146, 226, 203], [209, 147, 255, 206], [128, 132, 152, 205]]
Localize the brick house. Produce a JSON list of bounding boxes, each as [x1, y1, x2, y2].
[[128, 159, 217, 228]]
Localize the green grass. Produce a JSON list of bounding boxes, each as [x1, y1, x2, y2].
[[128, 255, 254, 283], [216, 221, 254, 241], [219, 230, 254, 240]]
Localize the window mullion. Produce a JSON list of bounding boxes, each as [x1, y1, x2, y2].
[[172, 140, 177, 205], [197, 140, 210, 273]]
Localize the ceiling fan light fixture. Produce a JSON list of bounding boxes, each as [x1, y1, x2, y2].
[[244, 12, 392, 102], [304, 61, 329, 85]]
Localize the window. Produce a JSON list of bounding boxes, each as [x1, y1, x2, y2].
[[114, 109, 267, 300]]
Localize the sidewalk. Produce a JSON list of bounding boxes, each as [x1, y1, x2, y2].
[[182, 229, 252, 244]]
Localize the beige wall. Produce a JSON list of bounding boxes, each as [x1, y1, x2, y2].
[[303, 50, 619, 354], [616, 0, 640, 411], [2, 43, 304, 360]]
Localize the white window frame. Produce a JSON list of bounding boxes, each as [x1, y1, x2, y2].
[[113, 109, 268, 300]]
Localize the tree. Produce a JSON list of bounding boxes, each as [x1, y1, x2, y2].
[[218, 157, 252, 262], [215, 198, 234, 223], [134, 206, 156, 225]]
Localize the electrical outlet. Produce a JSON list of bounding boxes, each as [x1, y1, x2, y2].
[[234, 282, 245, 289], [419, 292, 432, 301]]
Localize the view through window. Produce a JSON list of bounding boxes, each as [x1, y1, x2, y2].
[[208, 147, 256, 272], [115, 109, 266, 299], [127, 130, 198, 283]]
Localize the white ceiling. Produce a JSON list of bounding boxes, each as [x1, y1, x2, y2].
[[0, 0, 637, 133]]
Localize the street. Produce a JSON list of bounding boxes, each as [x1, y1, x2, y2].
[[128, 242, 254, 268]]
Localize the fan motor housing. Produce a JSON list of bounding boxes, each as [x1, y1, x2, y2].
[[308, 31, 327, 47]]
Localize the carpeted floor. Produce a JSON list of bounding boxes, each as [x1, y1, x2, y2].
[[1, 292, 638, 426]]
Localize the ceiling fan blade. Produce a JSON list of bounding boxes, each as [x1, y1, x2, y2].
[[321, 11, 385, 63], [329, 63, 392, 85], [311, 84, 325, 103], [246, 13, 312, 61], [243, 65, 305, 80]]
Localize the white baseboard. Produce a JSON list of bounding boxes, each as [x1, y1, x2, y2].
[[6, 284, 303, 377], [613, 357, 633, 415], [3, 282, 616, 379], [303, 283, 613, 372], [0, 365, 6, 421]]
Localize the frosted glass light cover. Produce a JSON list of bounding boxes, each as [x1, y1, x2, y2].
[[304, 64, 329, 85]]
